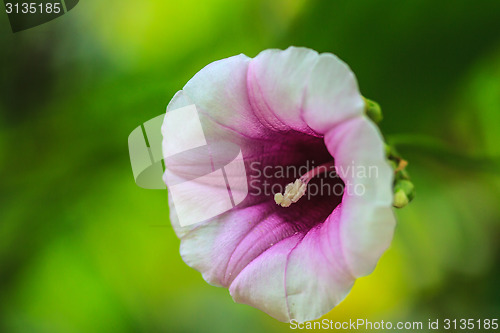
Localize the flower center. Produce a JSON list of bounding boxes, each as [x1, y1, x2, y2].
[[274, 160, 335, 207]]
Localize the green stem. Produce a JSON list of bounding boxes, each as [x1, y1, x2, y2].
[[386, 134, 500, 173]]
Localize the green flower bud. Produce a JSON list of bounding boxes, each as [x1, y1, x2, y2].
[[393, 189, 409, 208], [364, 97, 383, 124], [393, 179, 415, 208]]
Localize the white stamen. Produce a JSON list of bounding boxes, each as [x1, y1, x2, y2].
[[274, 179, 307, 207], [274, 160, 335, 208]]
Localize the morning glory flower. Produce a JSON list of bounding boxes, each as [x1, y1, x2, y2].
[[162, 46, 397, 322]]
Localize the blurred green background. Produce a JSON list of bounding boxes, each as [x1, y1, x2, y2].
[[1, 0, 500, 332]]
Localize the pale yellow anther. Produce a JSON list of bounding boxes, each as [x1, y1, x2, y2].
[[274, 179, 307, 208]]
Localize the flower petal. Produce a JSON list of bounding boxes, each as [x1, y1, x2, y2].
[[179, 53, 275, 141], [325, 116, 396, 276], [247, 46, 319, 135], [248, 46, 365, 136], [302, 53, 365, 134]]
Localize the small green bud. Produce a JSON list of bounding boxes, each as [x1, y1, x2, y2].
[[364, 97, 383, 124], [393, 179, 415, 208], [393, 189, 409, 208]]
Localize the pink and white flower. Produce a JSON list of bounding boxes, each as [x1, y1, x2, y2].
[[162, 46, 396, 322]]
